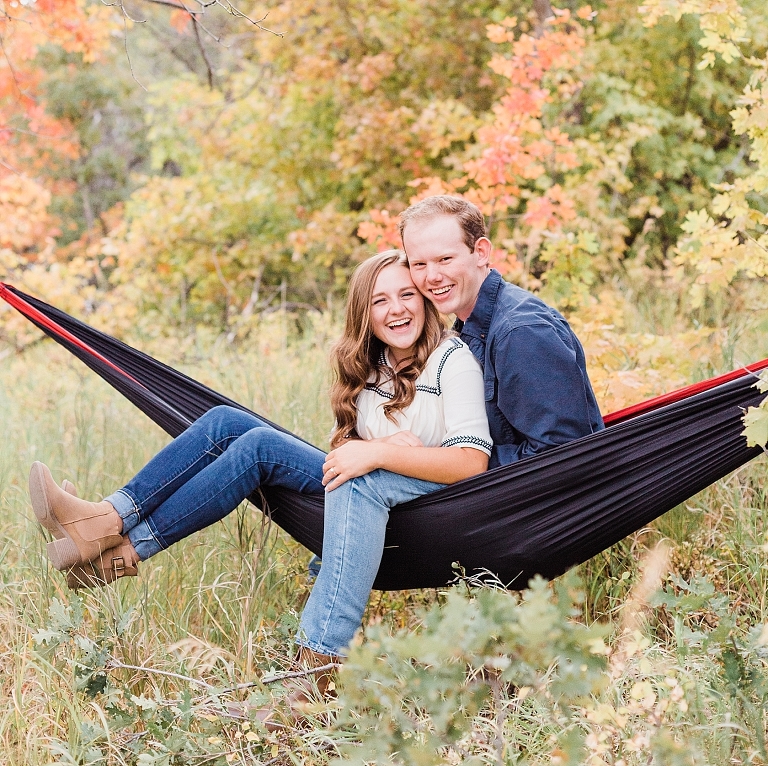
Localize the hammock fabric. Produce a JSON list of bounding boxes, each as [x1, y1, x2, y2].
[[2, 282, 767, 591]]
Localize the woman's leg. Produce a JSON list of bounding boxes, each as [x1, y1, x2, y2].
[[296, 470, 445, 657], [105, 405, 288, 532], [126, 419, 326, 560]]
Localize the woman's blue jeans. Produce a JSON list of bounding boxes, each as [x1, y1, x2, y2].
[[105, 405, 326, 558], [297, 468, 444, 656], [104, 405, 444, 656]]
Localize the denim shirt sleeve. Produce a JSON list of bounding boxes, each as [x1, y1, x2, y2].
[[491, 322, 600, 465]]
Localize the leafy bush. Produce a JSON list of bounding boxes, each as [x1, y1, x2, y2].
[[333, 563, 768, 765], [28, 564, 768, 765]]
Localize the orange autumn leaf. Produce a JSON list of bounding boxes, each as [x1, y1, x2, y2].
[[169, 9, 192, 34], [357, 209, 403, 250]]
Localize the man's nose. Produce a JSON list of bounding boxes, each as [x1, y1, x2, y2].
[[425, 263, 442, 283]]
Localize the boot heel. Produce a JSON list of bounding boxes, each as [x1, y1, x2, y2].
[[47, 537, 80, 571]]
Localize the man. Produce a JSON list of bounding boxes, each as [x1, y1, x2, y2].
[[400, 195, 603, 467]]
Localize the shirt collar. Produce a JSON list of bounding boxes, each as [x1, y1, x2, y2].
[[453, 269, 502, 338]]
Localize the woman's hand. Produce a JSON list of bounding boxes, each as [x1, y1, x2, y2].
[[323, 440, 385, 491], [323, 432, 422, 489]]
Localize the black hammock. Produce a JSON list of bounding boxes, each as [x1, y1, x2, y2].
[[2, 282, 767, 591]]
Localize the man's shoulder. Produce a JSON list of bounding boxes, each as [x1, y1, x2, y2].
[[490, 278, 565, 335]]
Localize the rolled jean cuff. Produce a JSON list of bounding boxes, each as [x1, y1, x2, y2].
[[294, 636, 346, 660], [104, 489, 141, 533], [127, 519, 164, 561]]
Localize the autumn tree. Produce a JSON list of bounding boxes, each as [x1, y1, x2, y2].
[[2, 0, 767, 419], [635, 0, 768, 445], [95, 0, 531, 335], [0, 0, 119, 346]]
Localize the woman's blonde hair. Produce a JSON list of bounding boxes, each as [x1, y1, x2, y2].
[[329, 250, 448, 448]]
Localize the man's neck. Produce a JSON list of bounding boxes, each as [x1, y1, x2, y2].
[[455, 267, 491, 322]]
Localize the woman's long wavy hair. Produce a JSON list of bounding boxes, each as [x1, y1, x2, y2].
[[330, 250, 449, 448]]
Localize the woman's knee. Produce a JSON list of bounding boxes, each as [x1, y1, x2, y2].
[[327, 470, 387, 508], [196, 405, 261, 437], [235, 424, 294, 458]]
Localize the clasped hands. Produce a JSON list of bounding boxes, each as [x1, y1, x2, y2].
[[322, 430, 423, 491]]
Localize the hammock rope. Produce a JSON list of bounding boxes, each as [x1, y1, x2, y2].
[[2, 281, 766, 590]]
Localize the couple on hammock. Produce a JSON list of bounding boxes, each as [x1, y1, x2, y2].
[[29, 195, 603, 711]]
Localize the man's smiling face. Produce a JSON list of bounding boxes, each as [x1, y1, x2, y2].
[[403, 214, 490, 321]]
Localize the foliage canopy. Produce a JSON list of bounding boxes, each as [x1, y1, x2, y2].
[[1, 0, 768, 423]]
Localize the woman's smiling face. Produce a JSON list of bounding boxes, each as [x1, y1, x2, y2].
[[369, 263, 426, 367]]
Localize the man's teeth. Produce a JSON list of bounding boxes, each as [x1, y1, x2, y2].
[[432, 286, 452, 295]]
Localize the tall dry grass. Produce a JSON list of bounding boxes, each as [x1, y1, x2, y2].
[[0, 331, 335, 763]]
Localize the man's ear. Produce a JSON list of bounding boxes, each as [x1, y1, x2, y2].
[[475, 237, 492, 267]]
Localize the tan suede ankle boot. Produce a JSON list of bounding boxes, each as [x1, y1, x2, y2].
[[55, 481, 139, 590], [29, 462, 123, 570], [286, 645, 338, 702], [66, 536, 140, 590], [226, 646, 341, 731]]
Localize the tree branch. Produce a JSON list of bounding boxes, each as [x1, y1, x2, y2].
[[106, 657, 216, 690], [192, 15, 214, 88], [260, 662, 342, 685], [213, 2, 283, 37], [0, 31, 23, 99], [127, 0, 284, 36], [128, 0, 200, 13]]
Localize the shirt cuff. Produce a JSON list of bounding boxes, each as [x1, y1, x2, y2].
[[440, 435, 493, 456]]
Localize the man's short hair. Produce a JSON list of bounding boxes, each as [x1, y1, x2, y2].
[[399, 195, 487, 252]]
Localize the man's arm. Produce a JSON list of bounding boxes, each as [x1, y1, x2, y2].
[[492, 323, 601, 464]]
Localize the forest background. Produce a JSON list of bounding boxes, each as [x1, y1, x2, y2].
[[3, 0, 768, 763], [3, 0, 768, 416]]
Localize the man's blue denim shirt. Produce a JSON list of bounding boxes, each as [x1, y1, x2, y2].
[[455, 269, 604, 468]]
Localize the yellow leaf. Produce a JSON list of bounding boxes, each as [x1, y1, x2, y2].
[[742, 404, 768, 448]]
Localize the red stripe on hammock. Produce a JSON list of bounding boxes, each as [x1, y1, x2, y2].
[[2, 282, 766, 427], [603, 357, 768, 426], [0, 283, 144, 387]]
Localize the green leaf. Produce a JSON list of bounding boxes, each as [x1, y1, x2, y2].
[[32, 628, 61, 646], [48, 596, 82, 633], [116, 606, 136, 636]]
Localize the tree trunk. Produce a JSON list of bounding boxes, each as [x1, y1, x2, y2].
[[533, 0, 554, 37]]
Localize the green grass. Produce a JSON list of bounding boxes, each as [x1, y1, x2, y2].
[[0, 338, 330, 762]]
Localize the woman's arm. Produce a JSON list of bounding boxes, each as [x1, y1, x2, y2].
[[322, 440, 488, 491], [324, 342, 492, 490]]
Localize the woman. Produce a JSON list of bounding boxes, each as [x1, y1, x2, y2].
[[29, 250, 491, 664]]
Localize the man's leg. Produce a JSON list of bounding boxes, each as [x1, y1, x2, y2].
[[297, 469, 445, 657], [126, 422, 325, 560]]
